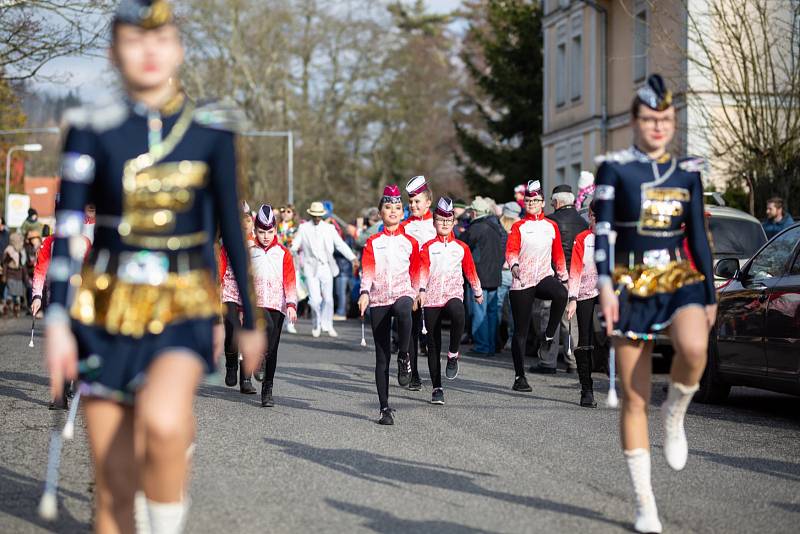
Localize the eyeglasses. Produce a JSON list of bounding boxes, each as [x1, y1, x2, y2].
[[434, 218, 454, 225], [638, 116, 675, 128], [526, 198, 543, 204]]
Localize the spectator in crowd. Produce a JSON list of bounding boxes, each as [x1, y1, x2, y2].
[[0, 217, 8, 303], [514, 184, 526, 208], [333, 227, 357, 321], [292, 201, 358, 337], [2, 232, 27, 318], [548, 184, 588, 373], [277, 204, 298, 248], [762, 197, 795, 239], [498, 202, 522, 350], [19, 208, 43, 238], [453, 199, 470, 238], [462, 196, 507, 356]]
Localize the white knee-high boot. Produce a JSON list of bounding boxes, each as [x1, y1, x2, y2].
[[624, 448, 662, 533], [146, 499, 189, 534], [661, 381, 699, 471]]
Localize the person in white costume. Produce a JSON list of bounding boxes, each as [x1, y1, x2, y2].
[[292, 201, 357, 337]]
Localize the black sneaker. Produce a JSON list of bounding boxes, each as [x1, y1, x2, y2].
[[378, 407, 395, 425], [580, 390, 597, 408], [445, 355, 459, 380], [529, 365, 557, 375], [431, 388, 445, 405], [254, 358, 266, 382], [512, 375, 532, 392], [261, 385, 274, 407], [538, 337, 554, 360], [408, 376, 422, 391], [397, 353, 412, 387]]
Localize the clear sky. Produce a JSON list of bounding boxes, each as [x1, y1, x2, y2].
[[33, 0, 465, 99]]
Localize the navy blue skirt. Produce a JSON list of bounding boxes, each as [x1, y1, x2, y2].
[[74, 318, 215, 404], [613, 281, 706, 341]]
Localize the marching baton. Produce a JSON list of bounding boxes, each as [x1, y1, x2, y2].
[[420, 310, 428, 335], [62, 390, 81, 440], [28, 316, 36, 348], [606, 230, 619, 409], [360, 316, 367, 347], [39, 411, 65, 521]]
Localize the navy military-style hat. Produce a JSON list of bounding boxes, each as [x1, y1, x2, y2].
[[255, 204, 276, 231], [114, 0, 173, 29], [636, 74, 673, 111]]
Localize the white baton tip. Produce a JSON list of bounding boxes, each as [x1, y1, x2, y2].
[[360, 338, 367, 347], [62, 422, 74, 440], [38, 491, 58, 521], [606, 389, 619, 408], [28, 339, 35, 348]]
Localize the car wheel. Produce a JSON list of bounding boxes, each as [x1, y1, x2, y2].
[[695, 327, 731, 404]]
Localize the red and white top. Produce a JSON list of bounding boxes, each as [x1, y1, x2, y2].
[[33, 234, 91, 298], [419, 234, 482, 307], [568, 229, 598, 301], [506, 212, 567, 291], [361, 226, 420, 307], [400, 211, 436, 251], [219, 245, 242, 305], [250, 237, 297, 314]]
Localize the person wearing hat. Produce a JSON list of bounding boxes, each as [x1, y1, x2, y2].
[[461, 196, 507, 356], [418, 197, 483, 405], [548, 183, 589, 373], [43, 2, 266, 530], [250, 204, 298, 407], [399, 175, 437, 391], [497, 202, 522, 349], [594, 73, 717, 533], [505, 180, 568, 391], [291, 200, 358, 338], [358, 185, 421, 425], [513, 184, 526, 209], [20, 208, 44, 239]]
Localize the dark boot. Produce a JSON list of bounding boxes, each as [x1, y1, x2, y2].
[[575, 347, 596, 407], [261, 383, 274, 407], [224, 353, 238, 387], [239, 362, 256, 394]]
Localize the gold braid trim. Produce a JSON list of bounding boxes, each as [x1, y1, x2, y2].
[[613, 260, 706, 299], [70, 268, 222, 338]]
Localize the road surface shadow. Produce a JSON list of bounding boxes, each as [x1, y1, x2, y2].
[[326, 499, 499, 533], [0, 371, 51, 408], [0, 465, 90, 533], [693, 449, 800, 482], [265, 438, 627, 529]]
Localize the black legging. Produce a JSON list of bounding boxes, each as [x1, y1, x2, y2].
[[223, 302, 240, 362], [574, 297, 597, 391], [410, 307, 424, 380], [509, 275, 568, 376], [424, 298, 465, 389], [370, 296, 413, 410], [261, 308, 285, 387]]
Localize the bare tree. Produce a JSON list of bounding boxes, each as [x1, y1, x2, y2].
[[681, 0, 800, 215], [1, 1, 112, 81]]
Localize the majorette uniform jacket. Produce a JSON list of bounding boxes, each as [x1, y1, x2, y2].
[[568, 229, 598, 302], [33, 233, 92, 299], [250, 236, 297, 314], [360, 226, 420, 307], [400, 211, 436, 251], [419, 233, 482, 307], [505, 212, 567, 291]]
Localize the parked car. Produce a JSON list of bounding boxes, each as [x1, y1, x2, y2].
[[653, 202, 767, 357], [697, 223, 800, 403]]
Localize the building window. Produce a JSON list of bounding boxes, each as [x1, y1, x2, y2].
[[633, 2, 648, 82], [570, 163, 581, 190], [570, 34, 582, 101], [556, 166, 566, 186], [556, 42, 567, 106]]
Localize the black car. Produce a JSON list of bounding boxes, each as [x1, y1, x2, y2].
[[698, 223, 800, 402]]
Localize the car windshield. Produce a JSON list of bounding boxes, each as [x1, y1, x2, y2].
[[709, 216, 766, 259]]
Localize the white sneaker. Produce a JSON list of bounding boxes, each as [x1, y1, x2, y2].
[[328, 327, 338, 338], [634, 500, 663, 533], [312, 326, 321, 338], [661, 382, 699, 471], [286, 323, 297, 334]]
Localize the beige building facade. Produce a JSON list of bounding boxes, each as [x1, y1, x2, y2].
[[541, 0, 718, 193]]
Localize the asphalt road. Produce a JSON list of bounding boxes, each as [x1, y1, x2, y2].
[[1, 317, 799, 533]]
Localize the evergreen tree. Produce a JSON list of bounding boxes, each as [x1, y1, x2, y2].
[[454, 0, 543, 200]]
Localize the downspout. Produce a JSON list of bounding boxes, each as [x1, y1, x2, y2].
[[580, 0, 608, 154]]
